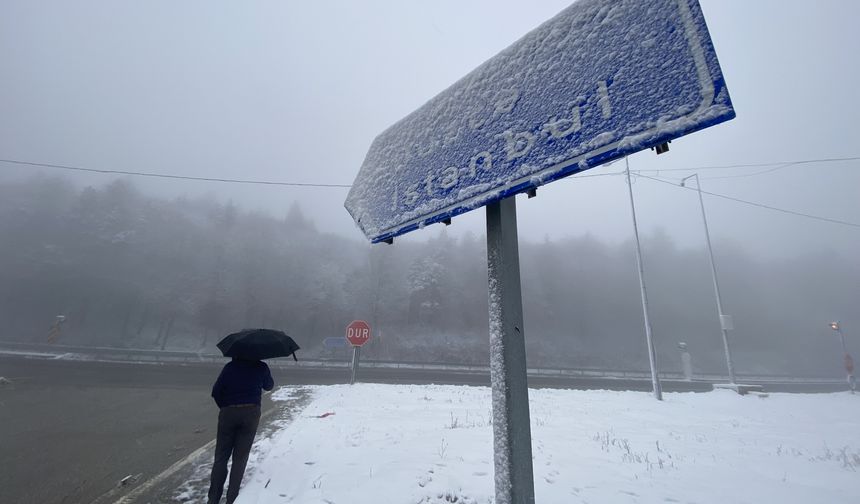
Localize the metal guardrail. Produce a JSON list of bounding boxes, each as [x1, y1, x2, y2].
[[0, 340, 845, 385]]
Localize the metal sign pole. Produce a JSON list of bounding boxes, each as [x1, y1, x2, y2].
[[625, 158, 663, 401], [486, 196, 535, 504], [350, 345, 360, 385]]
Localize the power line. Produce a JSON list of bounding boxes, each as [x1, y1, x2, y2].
[[571, 170, 626, 179], [636, 172, 860, 229], [4, 154, 857, 187], [699, 156, 860, 181], [700, 162, 796, 180], [1, 156, 626, 187], [4, 155, 859, 229], [634, 155, 860, 173], [0, 158, 353, 188]]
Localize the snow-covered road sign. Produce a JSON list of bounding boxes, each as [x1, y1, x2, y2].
[[345, 0, 735, 243]]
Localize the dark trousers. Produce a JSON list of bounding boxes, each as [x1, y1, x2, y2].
[[207, 405, 262, 504]]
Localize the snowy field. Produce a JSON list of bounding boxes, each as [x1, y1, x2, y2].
[[221, 385, 859, 504]]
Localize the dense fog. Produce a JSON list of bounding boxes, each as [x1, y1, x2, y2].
[[2, 176, 855, 378]]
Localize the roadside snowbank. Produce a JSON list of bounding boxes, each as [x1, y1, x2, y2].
[[235, 385, 859, 503]]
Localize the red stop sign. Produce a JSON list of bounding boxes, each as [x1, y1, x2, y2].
[[346, 320, 371, 347]]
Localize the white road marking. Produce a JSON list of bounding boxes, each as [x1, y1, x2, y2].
[[111, 437, 217, 504]]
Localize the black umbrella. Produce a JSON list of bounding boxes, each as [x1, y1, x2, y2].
[[217, 329, 300, 361]]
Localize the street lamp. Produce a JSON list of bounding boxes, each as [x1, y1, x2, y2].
[[830, 321, 842, 334], [828, 321, 855, 393], [828, 321, 847, 353], [680, 173, 737, 385]]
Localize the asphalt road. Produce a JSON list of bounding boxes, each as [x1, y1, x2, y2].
[[0, 356, 357, 504], [1, 357, 214, 504], [0, 355, 844, 504]]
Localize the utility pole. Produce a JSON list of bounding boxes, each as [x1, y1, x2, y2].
[[681, 173, 737, 384], [625, 158, 663, 401]]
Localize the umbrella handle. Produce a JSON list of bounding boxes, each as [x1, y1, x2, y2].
[[292, 352, 298, 362]]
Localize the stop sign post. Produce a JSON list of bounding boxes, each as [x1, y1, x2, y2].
[[346, 320, 371, 384]]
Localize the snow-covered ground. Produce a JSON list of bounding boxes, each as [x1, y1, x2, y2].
[[222, 385, 859, 504]]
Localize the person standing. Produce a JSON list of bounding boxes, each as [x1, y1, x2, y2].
[[207, 357, 274, 504]]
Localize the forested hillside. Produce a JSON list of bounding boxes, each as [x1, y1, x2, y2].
[[1, 176, 856, 377]]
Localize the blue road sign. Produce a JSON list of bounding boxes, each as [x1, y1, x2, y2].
[[345, 0, 735, 243], [323, 336, 348, 349]]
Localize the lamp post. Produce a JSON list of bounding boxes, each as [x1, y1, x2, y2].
[[829, 321, 847, 354], [829, 321, 855, 393], [680, 173, 736, 385]]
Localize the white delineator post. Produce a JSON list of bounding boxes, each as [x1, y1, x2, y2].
[[486, 196, 535, 504]]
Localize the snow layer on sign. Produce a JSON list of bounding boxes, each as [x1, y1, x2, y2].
[[344, 0, 735, 243], [232, 385, 860, 504]]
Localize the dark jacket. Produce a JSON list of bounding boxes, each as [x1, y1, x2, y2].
[[211, 359, 274, 408]]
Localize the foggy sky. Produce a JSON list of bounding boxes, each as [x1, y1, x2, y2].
[[1, 0, 859, 259]]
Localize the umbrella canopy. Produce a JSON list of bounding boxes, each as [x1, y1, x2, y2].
[[217, 329, 300, 361]]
